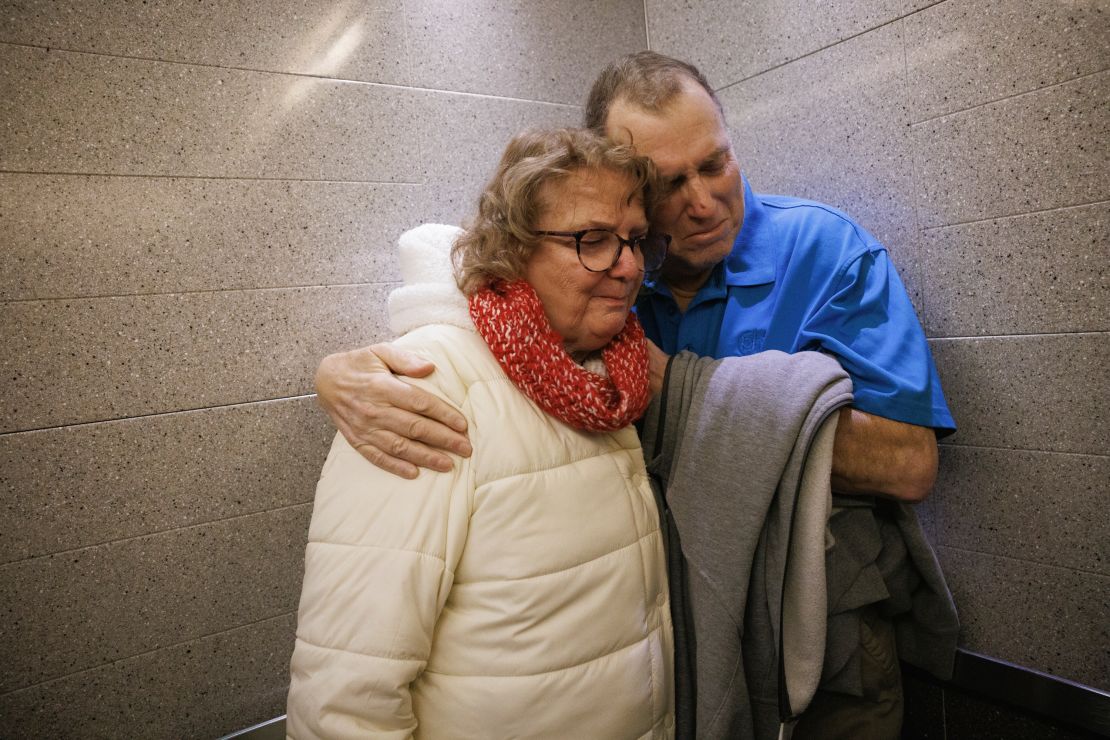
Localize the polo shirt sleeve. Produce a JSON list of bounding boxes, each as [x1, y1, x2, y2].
[[798, 248, 955, 434]]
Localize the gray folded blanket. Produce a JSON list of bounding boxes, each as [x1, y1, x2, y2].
[[641, 349, 959, 740]]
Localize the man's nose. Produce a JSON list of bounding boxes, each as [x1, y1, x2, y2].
[[684, 177, 714, 218]]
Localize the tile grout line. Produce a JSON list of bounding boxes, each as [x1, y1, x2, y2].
[[0, 501, 314, 569], [898, 2, 930, 325], [0, 393, 319, 437], [2, 279, 399, 305], [908, 66, 1110, 128], [706, 11, 1103, 132], [938, 543, 1110, 580], [920, 198, 1110, 231], [0, 609, 298, 698], [714, 9, 916, 93], [394, 0, 427, 197], [938, 442, 1110, 460], [0, 169, 422, 185], [927, 329, 1109, 341], [0, 40, 580, 108]]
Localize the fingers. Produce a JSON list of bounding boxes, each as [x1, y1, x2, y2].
[[332, 378, 472, 478], [357, 428, 457, 476], [371, 342, 437, 378], [353, 442, 421, 480], [359, 397, 471, 457], [342, 415, 466, 479], [387, 374, 469, 435], [314, 340, 472, 478]]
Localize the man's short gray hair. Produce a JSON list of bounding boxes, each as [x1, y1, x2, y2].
[[584, 51, 723, 132]]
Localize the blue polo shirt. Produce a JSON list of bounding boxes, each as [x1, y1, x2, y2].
[[637, 178, 955, 433]]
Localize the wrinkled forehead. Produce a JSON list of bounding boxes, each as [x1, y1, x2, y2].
[[537, 166, 646, 221], [603, 88, 731, 177]]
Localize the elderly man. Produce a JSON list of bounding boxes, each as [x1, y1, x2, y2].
[[315, 52, 954, 737]]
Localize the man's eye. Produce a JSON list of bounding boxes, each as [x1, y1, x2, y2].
[[702, 161, 726, 175]]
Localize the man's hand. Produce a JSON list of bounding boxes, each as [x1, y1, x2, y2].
[[830, 409, 938, 503], [315, 343, 472, 479]]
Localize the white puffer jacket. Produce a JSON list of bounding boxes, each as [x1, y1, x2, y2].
[[287, 226, 674, 739]]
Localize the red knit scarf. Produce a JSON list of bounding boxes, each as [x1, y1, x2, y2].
[[468, 280, 650, 432]]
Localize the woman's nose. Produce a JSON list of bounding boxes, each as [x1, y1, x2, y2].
[[608, 242, 642, 279]]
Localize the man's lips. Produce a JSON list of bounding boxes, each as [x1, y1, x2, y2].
[[683, 219, 729, 245]]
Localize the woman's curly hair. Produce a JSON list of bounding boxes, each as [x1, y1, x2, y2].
[[453, 127, 657, 296]]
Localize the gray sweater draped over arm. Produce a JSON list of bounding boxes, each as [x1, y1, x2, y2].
[[641, 350, 959, 740]]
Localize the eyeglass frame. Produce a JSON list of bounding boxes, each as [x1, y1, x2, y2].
[[532, 229, 671, 273]]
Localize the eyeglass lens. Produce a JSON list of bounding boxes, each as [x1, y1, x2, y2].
[[576, 230, 668, 272]]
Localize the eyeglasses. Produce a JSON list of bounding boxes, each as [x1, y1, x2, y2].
[[533, 229, 670, 273]]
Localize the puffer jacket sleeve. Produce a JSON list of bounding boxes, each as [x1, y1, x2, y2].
[[287, 424, 473, 739]]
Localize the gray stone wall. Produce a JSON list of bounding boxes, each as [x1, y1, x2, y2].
[[0, 2, 643, 736]]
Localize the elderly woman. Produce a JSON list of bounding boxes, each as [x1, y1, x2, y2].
[[286, 128, 675, 739]]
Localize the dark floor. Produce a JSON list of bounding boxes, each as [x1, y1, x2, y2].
[[901, 667, 1108, 740]]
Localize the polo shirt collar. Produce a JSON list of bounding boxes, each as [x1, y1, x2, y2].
[[723, 176, 776, 287]]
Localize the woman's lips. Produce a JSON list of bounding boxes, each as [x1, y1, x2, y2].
[[594, 293, 634, 308]]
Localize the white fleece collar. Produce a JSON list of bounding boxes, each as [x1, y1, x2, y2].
[[388, 224, 474, 335]]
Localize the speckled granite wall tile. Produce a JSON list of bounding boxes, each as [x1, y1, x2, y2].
[[0, 45, 425, 179], [899, 245, 928, 321], [0, 0, 411, 84], [904, 0, 1110, 121], [417, 92, 580, 224], [0, 506, 308, 692], [0, 612, 294, 739], [0, 175, 417, 300], [922, 203, 1109, 337], [934, 446, 1108, 575], [930, 334, 1108, 455], [405, 0, 645, 104], [938, 546, 1109, 690], [0, 284, 392, 432], [913, 72, 1109, 228], [719, 23, 924, 305], [0, 397, 332, 563], [646, 0, 902, 86]]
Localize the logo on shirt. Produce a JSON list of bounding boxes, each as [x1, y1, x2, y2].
[[737, 329, 766, 356]]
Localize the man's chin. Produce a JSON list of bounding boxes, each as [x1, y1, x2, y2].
[[662, 252, 724, 284]]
